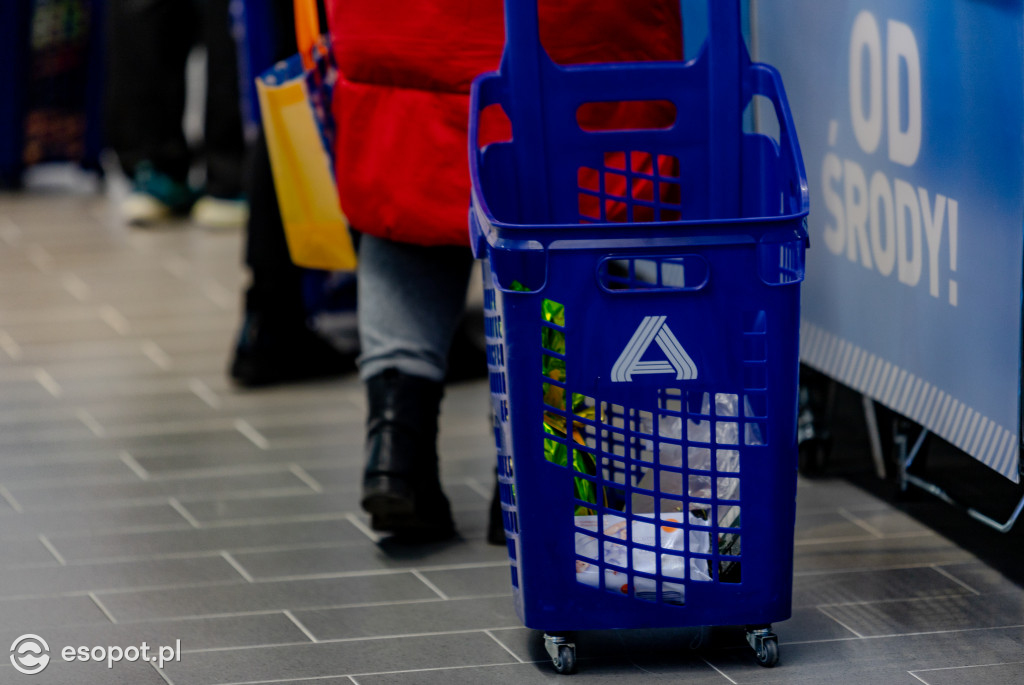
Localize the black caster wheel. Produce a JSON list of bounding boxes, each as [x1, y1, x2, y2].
[[746, 626, 780, 667], [553, 644, 577, 674], [544, 633, 577, 674], [754, 636, 779, 667]]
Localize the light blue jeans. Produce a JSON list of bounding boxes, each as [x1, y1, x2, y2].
[[356, 234, 475, 382]]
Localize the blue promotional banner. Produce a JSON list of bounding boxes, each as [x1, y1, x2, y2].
[[755, 1, 1023, 481]]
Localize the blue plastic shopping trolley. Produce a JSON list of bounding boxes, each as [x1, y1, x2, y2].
[[469, 0, 809, 673]]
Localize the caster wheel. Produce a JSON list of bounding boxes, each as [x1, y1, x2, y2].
[[553, 644, 577, 674], [754, 636, 779, 667]]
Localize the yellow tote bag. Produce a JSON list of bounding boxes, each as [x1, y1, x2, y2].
[[255, 0, 356, 271]]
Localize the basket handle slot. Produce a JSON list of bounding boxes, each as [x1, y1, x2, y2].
[[597, 255, 709, 294], [576, 100, 677, 134]]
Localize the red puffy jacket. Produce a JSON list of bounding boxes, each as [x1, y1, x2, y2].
[[326, 1, 682, 247]]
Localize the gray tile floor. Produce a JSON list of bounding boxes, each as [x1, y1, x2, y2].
[[0, 170, 1022, 684]]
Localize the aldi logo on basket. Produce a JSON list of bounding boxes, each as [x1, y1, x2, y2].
[[611, 316, 697, 382]]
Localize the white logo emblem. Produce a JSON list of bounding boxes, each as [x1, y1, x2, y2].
[[611, 316, 697, 382], [10, 634, 50, 675]]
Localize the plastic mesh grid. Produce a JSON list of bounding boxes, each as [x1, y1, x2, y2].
[[577, 151, 682, 224], [484, 284, 519, 587], [539, 307, 771, 606]]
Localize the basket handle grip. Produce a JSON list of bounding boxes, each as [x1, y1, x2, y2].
[[501, 0, 746, 219]]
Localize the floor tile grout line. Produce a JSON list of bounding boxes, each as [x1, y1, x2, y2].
[[0, 484, 24, 512], [87, 416, 248, 440], [221, 551, 254, 582], [2, 473, 151, 492], [26, 243, 54, 272], [836, 506, 886, 538], [930, 563, 981, 595], [0, 215, 22, 244], [89, 592, 119, 624], [250, 560, 511, 584], [793, 560, 977, 578], [162, 256, 191, 280], [0, 565, 511, 603], [283, 610, 319, 643], [857, 623, 1024, 641], [6, 486, 316, 510], [33, 367, 63, 397], [75, 407, 107, 437], [198, 513, 358, 529], [483, 630, 524, 663], [188, 378, 223, 409], [815, 606, 865, 638], [134, 463, 323, 483], [911, 660, 1024, 674], [411, 569, 449, 600], [151, 659, 176, 685], [793, 530, 936, 546], [289, 464, 324, 493], [141, 340, 174, 371], [0, 330, 22, 360], [107, 594, 512, 626], [334, 661, 541, 684], [218, 662, 534, 685], [98, 304, 132, 335], [120, 450, 152, 481], [38, 534, 66, 565], [203, 280, 236, 310], [175, 625, 526, 656], [235, 419, 270, 450], [345, 512, 382, 543], [1, 522, 192, 541], [3, 463, 305, 490], [167, 497, 204, 528], [701, 657, 738, 684], [0, 578, 251, 603], [61, 272, 92, 301], [813, 591, 977, 610], [18, 540, 375, 567], [463, 477, 490, 500]]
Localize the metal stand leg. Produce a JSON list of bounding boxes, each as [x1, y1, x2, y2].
[[893, 420, 1024, 533], [861, 395, 887, 480]]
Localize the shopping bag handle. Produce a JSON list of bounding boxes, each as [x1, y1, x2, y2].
[[294, 0, 321, 70]]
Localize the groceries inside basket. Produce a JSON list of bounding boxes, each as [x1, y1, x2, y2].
[[539, 308, 753, 599]]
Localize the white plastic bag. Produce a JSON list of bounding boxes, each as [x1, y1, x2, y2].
[[632, 393, 755, 512], [573, 512, 711, 603]]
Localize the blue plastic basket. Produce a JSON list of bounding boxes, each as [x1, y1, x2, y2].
[[468, 0, 810, 650]]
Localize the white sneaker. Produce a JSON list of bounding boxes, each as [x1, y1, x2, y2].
[[191, 196, 249, 230], [121, 191, 173, 226]]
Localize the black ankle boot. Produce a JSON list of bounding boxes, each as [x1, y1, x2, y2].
[[361, 369, 456, 542]]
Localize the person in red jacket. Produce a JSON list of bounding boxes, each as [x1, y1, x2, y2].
[[326, 0, 682, 542]]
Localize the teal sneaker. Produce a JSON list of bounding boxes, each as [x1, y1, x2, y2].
[[122, 162, 195, 226]]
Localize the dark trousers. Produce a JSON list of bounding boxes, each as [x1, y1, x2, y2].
[[244, 127, 305, 314], [241, 0, 309, 315], [104, 0, 244, 197]]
